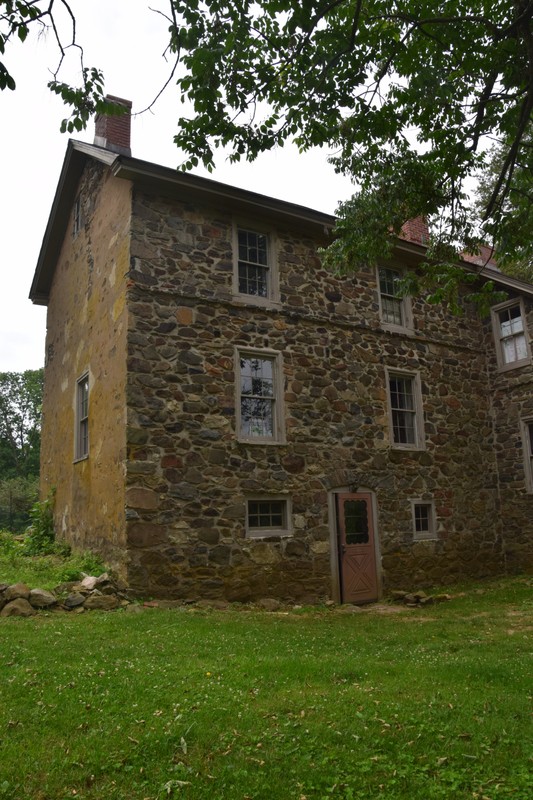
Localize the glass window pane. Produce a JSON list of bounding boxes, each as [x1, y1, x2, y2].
[[344, 500, 369, 544], [238, 229, 269, 297], [248, 500, 286, 530]]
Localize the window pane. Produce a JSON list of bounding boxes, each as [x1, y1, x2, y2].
[[414, 504, 430, 533], [382, 296, 403, 326], [498, 305, 527, 365], [379, 267, 404, 326], [238, 229, 269, 297], [389, 375, 417, 445], [344, 500, 369, 544], [76, 376, 89, 458], [241, 397, 273, 437], [248, 500, 285, 530], [389, 377, 414, 410], [379, 267, 399, 296], [240, 356, 276, 439], [238, 263, 268, 297], [392, 409, 416, 444]]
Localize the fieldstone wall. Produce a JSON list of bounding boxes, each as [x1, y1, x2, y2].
[[121, 188, 514, 601], [485, 294, 533, 573]]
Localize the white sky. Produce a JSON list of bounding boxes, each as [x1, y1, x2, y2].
[[0, 0, 355, 373]]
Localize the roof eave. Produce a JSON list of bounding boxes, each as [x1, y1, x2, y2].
[[29, 141, 118, 305]]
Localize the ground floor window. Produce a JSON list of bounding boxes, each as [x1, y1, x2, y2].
[[75, 373, 89, 461], [246, 497, 292, 537], [521, 419, 533, 493], [411, 499, 436, 540]]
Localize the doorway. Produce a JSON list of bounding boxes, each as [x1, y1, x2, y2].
[[336, 492, 379, 604]]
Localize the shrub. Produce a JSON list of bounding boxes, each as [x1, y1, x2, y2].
[[24, 488, 61, 556]]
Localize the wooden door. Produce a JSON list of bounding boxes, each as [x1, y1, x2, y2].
[[337, 493, 378, 604]]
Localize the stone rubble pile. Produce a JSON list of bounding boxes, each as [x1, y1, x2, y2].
[[390, 590, 451, 607], [0, 573, 132, 617], [0, 576, 453, 618]]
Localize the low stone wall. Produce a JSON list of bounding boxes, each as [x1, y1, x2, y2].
[[1, 574, 454, 617], [0, 574, 131, 617]]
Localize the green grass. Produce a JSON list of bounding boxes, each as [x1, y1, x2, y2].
[[0, 530, 105, 588], [0, 576, 531, 800]]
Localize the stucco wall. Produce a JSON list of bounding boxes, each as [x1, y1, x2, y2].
[[122, 189, 515, 601], [40, 162, 131, 569]]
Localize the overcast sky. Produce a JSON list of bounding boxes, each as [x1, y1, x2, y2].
[[0, 0, 355, 373]]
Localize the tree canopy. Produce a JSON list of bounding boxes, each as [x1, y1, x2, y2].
[[2, 1, 533, 293], [0, 369, 43, 479]]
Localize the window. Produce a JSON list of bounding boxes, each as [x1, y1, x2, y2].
[[386, 369, 425, 449], [234, 226, 278, 303], [491, 299, 531, 370], [73, 195, 82, 236], [75, 374, 89, 460], [411, 500, 437, 540], [246, 497, 292, 537], [378, 266, 412, 331], [236, 350, 284, 443], [521, 419, 533, 493]]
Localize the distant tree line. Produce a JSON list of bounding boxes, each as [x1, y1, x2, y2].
[[0, 369, 43, 531]]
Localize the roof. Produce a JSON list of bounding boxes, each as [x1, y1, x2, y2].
[[29, 140, 533, 305], [29, 140, 336, 305]]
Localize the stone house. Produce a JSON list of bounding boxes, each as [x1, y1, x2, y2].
[[30, 100, 533, 603]]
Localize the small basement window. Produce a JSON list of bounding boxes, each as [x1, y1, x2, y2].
[[411, 500, 436, 540], [246, 498, 292, 538]]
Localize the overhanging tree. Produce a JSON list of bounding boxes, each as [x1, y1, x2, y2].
[[2, 1, 533, 296]]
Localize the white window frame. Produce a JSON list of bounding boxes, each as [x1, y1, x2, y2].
[[377, 265, 413, 334], [235, 348, 285, 444], [245, 496, 292, 538], [75, 373, 89, 461], [520, 418, 533, 494], [385, 367, 425, 450], [491, 298, 531, 372], [410, 499, 437, 541], [232, 223, 279, 305]]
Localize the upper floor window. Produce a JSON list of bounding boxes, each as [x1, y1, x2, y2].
[[75, 373, 89, 460], [234, 226, 278, 304], [378, 266, 412, 332], [491, 299, 531, 371], [73, 195, 82, 237], [236, 349, 284, 443], [386, 368, 425, 450]]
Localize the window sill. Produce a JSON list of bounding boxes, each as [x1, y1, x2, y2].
[[238, 437, 286, 446], [381, 322, 414, 337], [390, 443, 426, 452], [246, 530, 293, 540], [73, 454, 89, 464], [496, 357, 532, 373], [232, 294, 281, 309]]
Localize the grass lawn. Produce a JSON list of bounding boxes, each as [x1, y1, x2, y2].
[[0, 576, 531, 800]]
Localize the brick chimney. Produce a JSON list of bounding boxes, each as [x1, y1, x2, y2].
[[94, 95, 132, 156], [400, 216, 429, 245]]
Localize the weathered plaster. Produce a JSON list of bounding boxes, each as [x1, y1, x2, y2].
[[41, 163, 131, 571]]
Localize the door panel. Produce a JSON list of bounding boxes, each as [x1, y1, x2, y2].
[[337, 493, 378, 604]]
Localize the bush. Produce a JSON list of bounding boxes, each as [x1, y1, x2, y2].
[[24, 488, 62, 556]]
